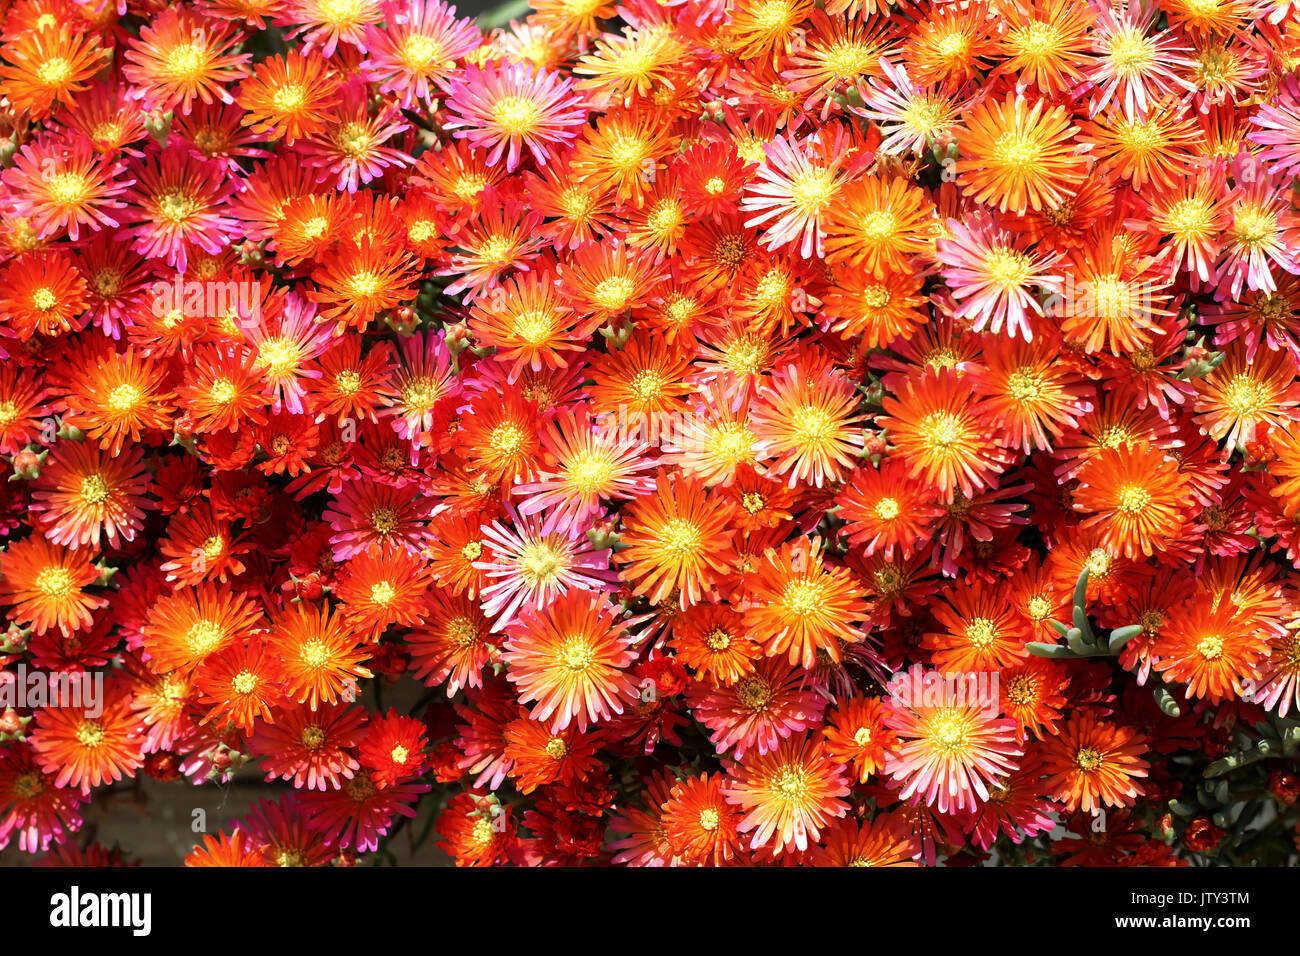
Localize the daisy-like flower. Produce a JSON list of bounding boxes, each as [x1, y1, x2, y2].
[[238, 52, 343, 144], [742, 126, 863, 259], [856, 58, 963, 155], [1214, 174, 1300, 299], [476, 505, 616, 631], [876, 368, 1009, 501], [883, 699, 1022, 813], [266, 602, 374, 710], [334, 546, 434, 640], [750, 354, 864, 488], [823, 266, 929, 349], [615, 471, 737, 607], [362, 0, 481, 108], [407, 588, 496, 695], [744, 537, 869, 669], [435, 792, 515, 868], [513, 408, 654, 526], [157, 504, 250, 586], [358, 709, 428, 789], [573, 23, 686, 106], [1086, 0, 1197, 120], [1057, 230, 1174, 356], [193, 639, 285, 732], [689, 657, 828, 758], [905, 2, 999, 85], [502, 590, 640, 731], [30, 441, 152, 550], [122, 8, 250, 115], [1144, 166, 1229, 284], [996, 0, 1096, 97], [309, 238, 421, 334], [1255, 622, 1300, 718], [0, 251, 89, 338], [443, 62, 588, 172], [176, 346, 272, 434], [119, 146, 238, 272], [0, 535, 106, 637], [322, 480, 428, 560], [661, 773, 746, 866], [0, 743, 86, 853], [386, 330, 456, 455], [998, 657, 1070, 743], [936, 210, 1062, 341], [1194, 343, 1300, 446], [968, 335, 1094, 454], [458, 391, 544, 486], [467, 271, 585, 382], [723, 734, 850, 857], [1039, 712, 1149, 813], [3, 137, 132, 242], [298, 84, 412, 193], [282, 0, 383, 56], [1154, 596, 1265, 704], [243, 293, 335, 414], [1077, 104, 1201, 192], [242, 795, 335, 868], [956, 94, 1089, 215], [821, 696, 897, 783], [823, 173, 935, 277], [926, 587, 1027, 672], [812, 813, 920, 867], [669, 602, 761, 686], [0, 366, 51, 455], [29, 684, 144, 794], [503, 716, 604, 794], [572, 110, 675, 206], [252, 700, 364, 790], [1073, 445, 1191, 558], [0, 25, 111, 119], [836, 459, 941, 560], [726, 0, 816, 62], [185, 830, 269, 868]]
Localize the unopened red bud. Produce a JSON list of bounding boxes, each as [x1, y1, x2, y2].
[[295, 572, 324, 601], [1269, 769, 1300, 807], [0, 709, 21, 733]]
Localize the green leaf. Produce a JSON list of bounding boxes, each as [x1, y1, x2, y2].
[[1108, 625, 1142, 655], [1026, 642, 1075, 659], [1153, 685, 1181, 717], [1072, 567, 1090, 613]]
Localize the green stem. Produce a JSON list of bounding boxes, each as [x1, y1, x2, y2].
[[478, 0, 532, 30]]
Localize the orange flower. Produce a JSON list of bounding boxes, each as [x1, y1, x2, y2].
[[957, 94, 1089, 215], [29, 683, 144, 793], [723, 734, 850, 857], [0, 25, 110, 118], [661, 773, 745, 866], [744, 537, 870, 668], [821, 696, 897, 783], [1039, 712, 1149, 814], [0, 535, 106, 636], [811, 813, 920, 867], [1155, 596, 1266, 704], [751, 354, 865, 488], [876, 368, 1010, 501], [502, 591, 639, 731], [144, 582, 266, 675], [615, 471, 738, 607], [1073, 445, 1191, 558], [266, 603, 374, 710]]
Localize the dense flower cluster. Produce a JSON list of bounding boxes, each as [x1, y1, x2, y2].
[[1, 0, 1300, 868]]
